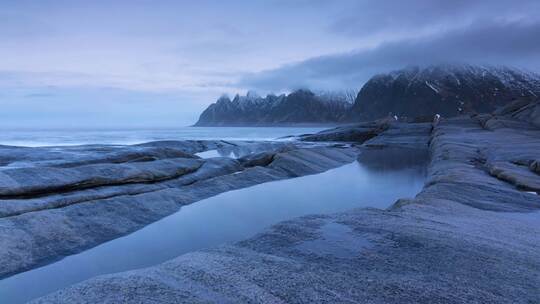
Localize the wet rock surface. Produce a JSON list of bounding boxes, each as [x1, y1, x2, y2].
[[0, 140, 359, 279], [298, 119, 432, 150], [31, 100, 540, 304], [0, 158, 204, 197], [299, 120, 388, 142], [33, 201, 540, 304]]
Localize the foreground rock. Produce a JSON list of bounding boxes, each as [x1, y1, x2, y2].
[[33, 200, 540, 304], [34, 100, 540, 303], [299, 120, 388, 142], [299, 118, 433, 151], [0, 141, 359, 279]]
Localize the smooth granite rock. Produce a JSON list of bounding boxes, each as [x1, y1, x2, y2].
[[32, 110, 540, 304], [363, 122, 432, 149], [0, 158, 203, 197], [32, 200, 540, 304], [299, 120, 389, 142], [0, 141, 359, 279]]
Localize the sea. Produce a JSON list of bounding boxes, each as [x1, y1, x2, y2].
[[0, 127, 328, 147]]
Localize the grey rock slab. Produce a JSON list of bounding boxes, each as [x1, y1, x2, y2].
[[363, 122, 432, 149], [0, 140, 226, 170], [0, 146, 359, 279], [488, 161, 540, 192], [13, 110, 540, 303], [0, 158, 203, 197], [530, 160, 540, 174], [294, 222, 374, 258], [424, 116, 540, 211], [32, 200, 540, 304], [0, 158, 242, 218], [299, 121, 388, 142]]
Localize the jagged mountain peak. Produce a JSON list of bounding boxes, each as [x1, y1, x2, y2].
[[216, 94, 230, 101], [246, 90, 260, 99], [196, 64, 540, 126], [194, 89, 352, 126]]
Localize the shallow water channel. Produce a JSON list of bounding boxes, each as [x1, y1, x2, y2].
[[0, 148, 427, 303]]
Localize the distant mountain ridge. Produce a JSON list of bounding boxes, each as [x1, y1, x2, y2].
[[195, 64, 540, 126], [194, 90, 353, 126]]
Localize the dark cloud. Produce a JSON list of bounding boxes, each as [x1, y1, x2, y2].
[[3, 0, 540, 127], [330, 0, 540, 37], [239, 20, 540, 91]]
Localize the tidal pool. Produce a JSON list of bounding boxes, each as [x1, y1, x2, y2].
[[0, 148, 426, 303], [195, 141, 294, 159]]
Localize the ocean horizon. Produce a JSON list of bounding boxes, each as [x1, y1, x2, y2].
[[0, 126, 327, 147]]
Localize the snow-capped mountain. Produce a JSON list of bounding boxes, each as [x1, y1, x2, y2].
[[195, 65, 540, 126], [194, 89, 352, 126], [347, 64, 540, 121]]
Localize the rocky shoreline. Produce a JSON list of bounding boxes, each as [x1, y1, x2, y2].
[[0, 140, 359, 281], [1, 100, 539, 303]]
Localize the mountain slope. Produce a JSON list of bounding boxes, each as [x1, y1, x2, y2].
[[347, 65, 540, 121], [194, 90, 352, 126], [195, 65, 540, 126]]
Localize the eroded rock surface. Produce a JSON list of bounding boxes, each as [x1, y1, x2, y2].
[[0, 140, 359, 279], [33, 201, 540, 304], [420, 117, 540, 212], [299, 120, 389, 142], [33, 102, 540, 304]]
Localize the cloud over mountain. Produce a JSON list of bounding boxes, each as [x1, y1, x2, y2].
[[239, 20, 540, 92]]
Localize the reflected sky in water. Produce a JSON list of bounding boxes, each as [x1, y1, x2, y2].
[[196, 142, 295, 159]]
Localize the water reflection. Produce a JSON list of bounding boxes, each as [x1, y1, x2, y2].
[[358, 147, 429, 172], [0, 149, 426, 303], [196, 142, 294, 159]]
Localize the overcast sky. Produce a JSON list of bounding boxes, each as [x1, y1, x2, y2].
[[2, 0, 539, 128]]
